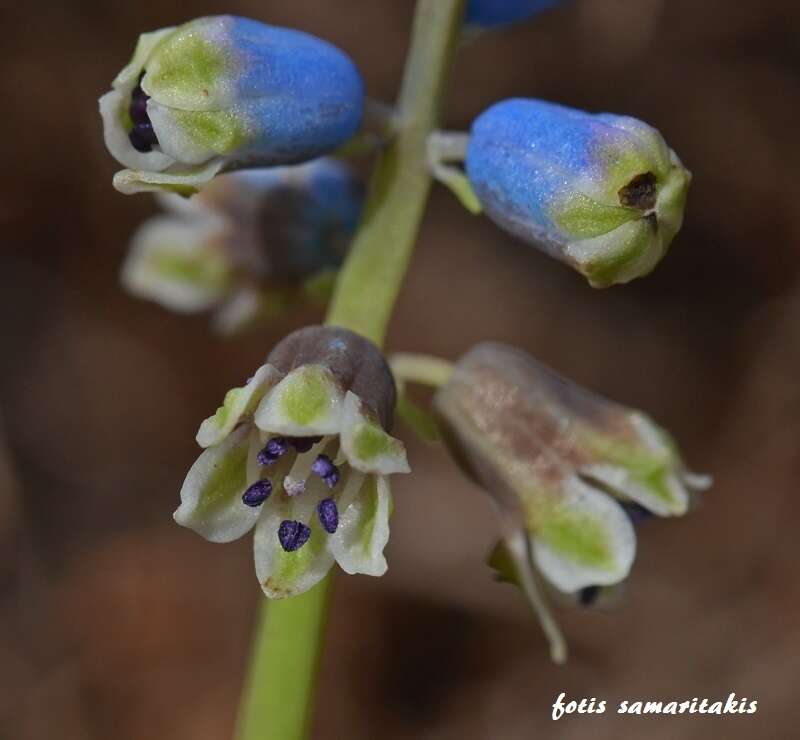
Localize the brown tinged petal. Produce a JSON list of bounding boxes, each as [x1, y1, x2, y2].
[[266, 325, 397, 431]]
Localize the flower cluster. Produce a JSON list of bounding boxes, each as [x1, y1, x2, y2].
[[121, 158, 363, 333], [174, 326, 409, 598], [99, 6, 708, 663]]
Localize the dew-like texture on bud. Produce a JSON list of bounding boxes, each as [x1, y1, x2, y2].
[[466, 99, 691, 287], [174, 325, 408, 600], [120, 159, 363, 333], [466, 0, 565, 27], [434, 343, 708, 593], [100, 16, 364, 194]]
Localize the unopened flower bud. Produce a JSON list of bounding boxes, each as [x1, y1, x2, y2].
[[100, 16, 363, 195], [121, 159, 363, 333], [466, 99, 691, 287]]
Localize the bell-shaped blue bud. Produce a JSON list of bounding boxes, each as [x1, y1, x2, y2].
[[466, 99, 691, 287], [100, 16, 364, 195], [121, 158, 363, 334]]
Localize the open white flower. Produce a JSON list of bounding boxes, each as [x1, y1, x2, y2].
[[174, 326, 409, 598]]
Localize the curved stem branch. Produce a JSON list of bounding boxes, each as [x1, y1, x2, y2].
[[390, 352, 455, 388]]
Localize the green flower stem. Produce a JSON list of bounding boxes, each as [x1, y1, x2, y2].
[[235, 577, 333, 740], [390, 352, 455, 389], [426, 131, 482, 214], [326, 0, 466, 345], [236, 2, 465, 739]]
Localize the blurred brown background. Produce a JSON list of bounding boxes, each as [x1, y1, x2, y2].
[[2, 0, 799, 738]]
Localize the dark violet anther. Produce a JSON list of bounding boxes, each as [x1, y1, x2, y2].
[[257, 437, 289, 466], [129, 85, 149, 125], [621, 502, 653, 526], [129, 123, 159, 153], [311, 454, 340, 488], [278, 519, 312, 552], [289, 436, 323, 453], [128, 80, 159, 153], [317, 498, 339, 534], [242, 479, 272, 507], [578, 585, 601, 607]]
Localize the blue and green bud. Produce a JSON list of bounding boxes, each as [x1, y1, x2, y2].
[[100, 16, 364, 195], [466, 99, 691, 287], [121, 159, 363, 334], [466, 0, 566, 28]]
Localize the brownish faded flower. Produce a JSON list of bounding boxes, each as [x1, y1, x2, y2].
[[433, 342, 709, 659]]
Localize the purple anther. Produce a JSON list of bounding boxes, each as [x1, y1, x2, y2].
[[317, 498, 339, 534], [311, 454, 339, 488], [129, 122, 158, 153], [288, 436, 323, 453], [622, 502, 653, 526], [127, 78, 159, 153], [278, 520, 311, 552], [579, 585, 601, 607], [257, 437, 289, 466], [242, 479, 272, 507], [129, 87, 150, 125]]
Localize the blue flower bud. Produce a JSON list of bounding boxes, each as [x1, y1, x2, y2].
[[100, 16, 364, 195], [466, 0, 566, 28], [465, 99, 691, 287], [120, 159, 363, 333]]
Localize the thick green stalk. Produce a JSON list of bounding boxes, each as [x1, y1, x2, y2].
[[235, 2, 465, 739]]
